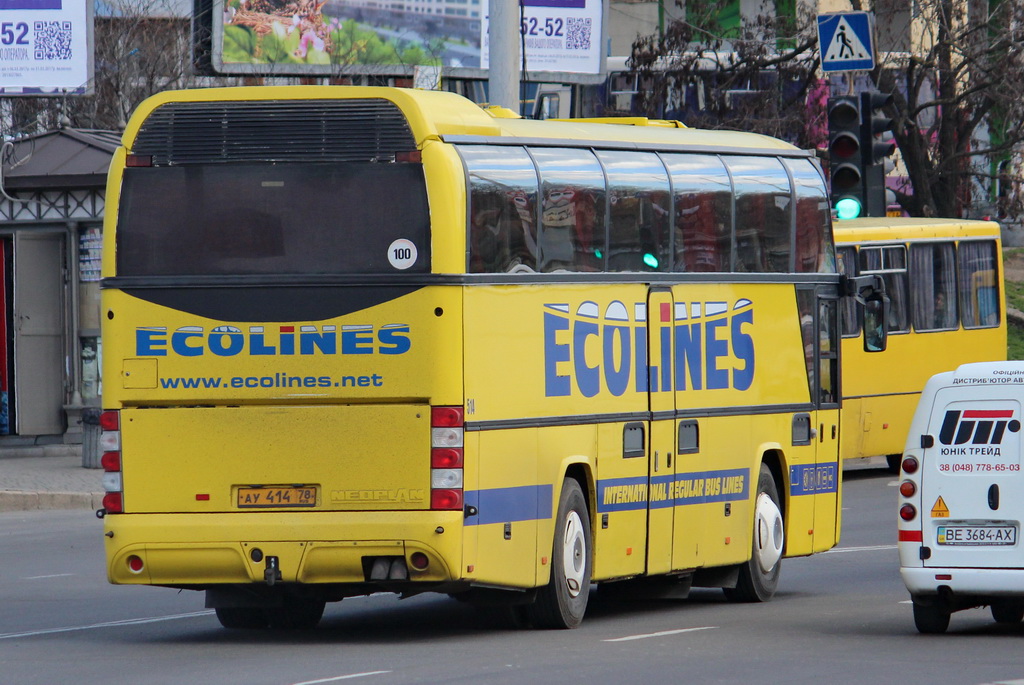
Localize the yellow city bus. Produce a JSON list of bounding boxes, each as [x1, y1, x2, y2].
[[99, 86, 880, 630], [834, 218, 1006, 470]]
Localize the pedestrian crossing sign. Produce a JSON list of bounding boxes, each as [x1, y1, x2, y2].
[[817, 11, 876, 73]]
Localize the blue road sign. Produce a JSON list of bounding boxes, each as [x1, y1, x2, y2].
[[818, 12, 875, 72]]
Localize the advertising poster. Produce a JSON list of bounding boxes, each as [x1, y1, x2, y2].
[[0, 0, 92, 95], [213, 0, 603, 79]]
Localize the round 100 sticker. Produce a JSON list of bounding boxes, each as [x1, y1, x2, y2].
[[388, 239, 418, 270]]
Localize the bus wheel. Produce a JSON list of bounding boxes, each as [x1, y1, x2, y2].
[[991, 601, 1024, 624], [913, 601, 950, 634], [215, 607, 269, 630], [525, 478, 591, 629], [724, 463, 783, 603], [266, 598, 326, 630]]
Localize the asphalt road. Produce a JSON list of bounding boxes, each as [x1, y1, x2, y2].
[[1, 466, 1023, 685]]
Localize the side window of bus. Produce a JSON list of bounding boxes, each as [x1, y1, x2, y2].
[[785, 158, 836, 273], [958, 240, 1001, 328], [910, 242, 957, 331], [861, 245, 910, 333], [530, 147, 606, 272], [663, 153, 731, 272], [597, 150, 671, 272], [836, 246, 860, 337], [460, 146, 539, 273], [728, 156, 792, 273]]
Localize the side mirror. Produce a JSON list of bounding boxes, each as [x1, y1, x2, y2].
[[863, 293, 888, 352]]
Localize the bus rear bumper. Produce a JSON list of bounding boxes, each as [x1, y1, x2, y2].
[[104, 511, 464, 587]]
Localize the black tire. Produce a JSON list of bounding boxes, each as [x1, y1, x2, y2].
[[913, 601, 950, 634], [724, 463, 783, 603], [265, 598, 326, 630], [524, 478, 591, 629], [215, 607, 268, 630], [991, 601, 1024, 624]]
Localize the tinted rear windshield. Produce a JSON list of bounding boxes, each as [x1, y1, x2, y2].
[[116, 162, 429, 276]]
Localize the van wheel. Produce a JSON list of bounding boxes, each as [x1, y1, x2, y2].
[[913, 601, 950, 634], [266, 598, 326, 630], [215, 607, 268, 630], [524, 478, 591, 629], [991, 601, 1024, 624], [724, 463, 783, 603]]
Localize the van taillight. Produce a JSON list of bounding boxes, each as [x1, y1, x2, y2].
[[900, 504, 917, 521], [100, 410, 123, 514], [430, 406, 463, 510]]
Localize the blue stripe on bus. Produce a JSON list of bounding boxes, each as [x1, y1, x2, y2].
[[464, 484, 553, 526], [597, 468, 750, 513], [788, 463, 839, 495]]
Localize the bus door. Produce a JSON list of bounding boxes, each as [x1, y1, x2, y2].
[[810, 290, 841, 550], [646, 288, 676, 575]]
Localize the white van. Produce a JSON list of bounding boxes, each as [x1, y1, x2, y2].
[[898, 361, 1024, 633]]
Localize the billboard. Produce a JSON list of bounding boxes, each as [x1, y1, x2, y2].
[[210, 0, 604, 81], [0, 0, 93, 95]]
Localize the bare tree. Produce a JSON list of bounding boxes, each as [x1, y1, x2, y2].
[[630, 0, 1024, 221]]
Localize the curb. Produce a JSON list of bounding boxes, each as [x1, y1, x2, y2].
[[0, 491, 103, 512]]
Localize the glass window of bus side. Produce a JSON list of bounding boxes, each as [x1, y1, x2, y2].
[[661, 153, 732, 272], [528, 147, 606, 272], [909, 242, 957, 331], [596, 150, 671, 272], [836, 246, 860, 336], [860, 245, 910, 333], [116, 162, 430, 276], [459, 145, 540, 273], [958, 240, 1001, 328], [726, 156, 792, 273], [784, 158, 836, 274]]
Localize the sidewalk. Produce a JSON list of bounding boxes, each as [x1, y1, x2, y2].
[[0, 445, 104, 512]]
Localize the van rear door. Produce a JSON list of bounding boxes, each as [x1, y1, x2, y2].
[[920, 390, 1024, 569]]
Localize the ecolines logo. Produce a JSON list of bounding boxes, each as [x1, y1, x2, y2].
[[135, 324, 411, 357], [543, 299, 754, 398], [938, 409, 1021, 446]]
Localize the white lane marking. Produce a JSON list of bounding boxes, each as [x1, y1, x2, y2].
[[821, 544, 897, 554], [23, 573, 74, 580], [604, 626, 716, 642], [292, 672, 392, 685], [0, 610, 214, 640]]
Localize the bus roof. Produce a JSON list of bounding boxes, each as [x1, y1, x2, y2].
[[121, 85, 803, 157], [832, 217, 1002, 243]]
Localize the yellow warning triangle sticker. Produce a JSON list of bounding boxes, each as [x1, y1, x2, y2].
[[931, 496, 950, 518]]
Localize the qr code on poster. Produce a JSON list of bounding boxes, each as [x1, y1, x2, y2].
[[566, 17, 592, 50], [34, 21, 73, 61]]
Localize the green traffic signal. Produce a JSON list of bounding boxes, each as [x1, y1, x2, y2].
[[836, 197, 862, 220]]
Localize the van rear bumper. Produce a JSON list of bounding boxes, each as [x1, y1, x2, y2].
[[104, 511, 464, 586], [902, 566, 1024, 597]]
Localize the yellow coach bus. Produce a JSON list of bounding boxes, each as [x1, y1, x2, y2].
[[99, 86, 882, 630], [834, 218, 1006, 470]]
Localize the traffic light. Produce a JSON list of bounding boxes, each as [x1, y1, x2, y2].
[[860, 91, 895, 217], [827, 95, 864, 219]]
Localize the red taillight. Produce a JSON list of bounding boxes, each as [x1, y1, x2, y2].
[[899, 529, 923, 542], [100, 451, 121, 472], [127, 555, 144, 573], [125, 154, 152, 167], [431, 406, 464, 511], [395, 150, 422, 163], [899, 480, 917, 497], [431, 489, 464, 510], [900, 503, 917, 521], [99, 410, 119, 431], [431, 447, 463, 468], [103, 492, 123, 513], [901, 456, 919, 474]]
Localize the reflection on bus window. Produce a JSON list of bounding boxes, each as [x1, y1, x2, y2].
[[910, 243, 957, 331], [663, 154, 731, 272], [837, 246, 860, 337], [785, 158, 835, 273], [531, 147, 605, 272], [959, 241, 1000, 328], [461, 146, 539, 273], [861, 245, 909, 333], [598, 150, 670, 271], [728, 156, 792, 273]]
